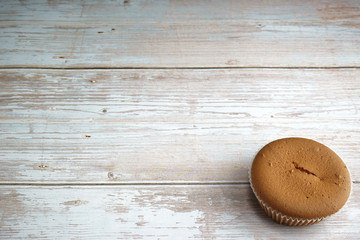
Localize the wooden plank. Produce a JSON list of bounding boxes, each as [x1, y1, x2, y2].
[[0, 0, 359, 68], [0, 184, 359, 239], [0, 69, 359, 183]]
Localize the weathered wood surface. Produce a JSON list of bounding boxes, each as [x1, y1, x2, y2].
[[1, 69, 359, 183], [1, 1, 360, 238], [0, 184, 359, 239], [1, 0, 360, 68]]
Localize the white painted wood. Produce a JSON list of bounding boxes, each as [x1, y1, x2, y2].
[[1, 69, 359, 183], [0, 0, 359, 67], [0, 184, 358, 239], [1, 1, 359, 238]]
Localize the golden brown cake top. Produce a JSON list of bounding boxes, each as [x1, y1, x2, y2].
[[251, 138, 351, 219]]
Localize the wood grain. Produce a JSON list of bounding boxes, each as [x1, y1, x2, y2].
[[1, 69, 359, 183], [0, 184, 358, 239], [2, 1, 359, 238], [0, 0, 359, 68]]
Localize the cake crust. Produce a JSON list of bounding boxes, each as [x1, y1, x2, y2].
[[251, 138, 351, 220]]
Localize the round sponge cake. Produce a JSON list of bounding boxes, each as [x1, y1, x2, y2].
[[250, 138, 351, 225]]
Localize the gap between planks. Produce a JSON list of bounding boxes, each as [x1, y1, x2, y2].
[[0, 66, 360, 70], [0, 181, 359, 186], [0, 181, 248, 186]]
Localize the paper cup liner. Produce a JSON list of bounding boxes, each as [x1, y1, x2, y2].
[[249, 169, 324, 226]]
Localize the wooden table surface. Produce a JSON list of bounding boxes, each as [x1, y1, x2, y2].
[[1, 0, 360, 239]]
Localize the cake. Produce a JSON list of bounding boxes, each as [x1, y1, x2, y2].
[[250, 137, 351, 226]]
